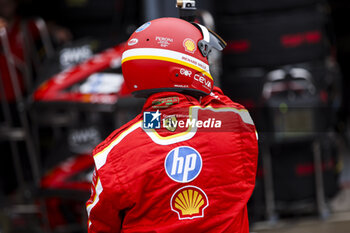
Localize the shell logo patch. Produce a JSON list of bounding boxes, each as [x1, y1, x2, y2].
[[171, 186, 209, 220], [183, 38, 196, 53]]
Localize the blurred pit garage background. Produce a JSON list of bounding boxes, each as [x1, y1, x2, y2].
[[1, 0, 350, 232]]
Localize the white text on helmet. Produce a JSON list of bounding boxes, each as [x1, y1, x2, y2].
[[194, 74, 211, 89], [180, 68, 192, 77], [156, 36, 174, 47]]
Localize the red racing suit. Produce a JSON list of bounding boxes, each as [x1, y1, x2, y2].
[[86, 87, 258, 233]]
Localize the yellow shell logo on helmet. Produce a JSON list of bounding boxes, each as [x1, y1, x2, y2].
[[183, 38, 196, 53], [170, 186, 209, 220]]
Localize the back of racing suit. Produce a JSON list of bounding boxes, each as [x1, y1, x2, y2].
[[86, 87, 258, 233]]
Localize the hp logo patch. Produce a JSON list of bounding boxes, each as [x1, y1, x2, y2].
[[143, 110, 161, 129], [165, 146, 202, 183]]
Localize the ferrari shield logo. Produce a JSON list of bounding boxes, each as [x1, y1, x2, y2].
[[163, 115, 177, 132]]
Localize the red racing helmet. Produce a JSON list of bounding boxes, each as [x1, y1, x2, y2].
[[121, 17, 226, 97]]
